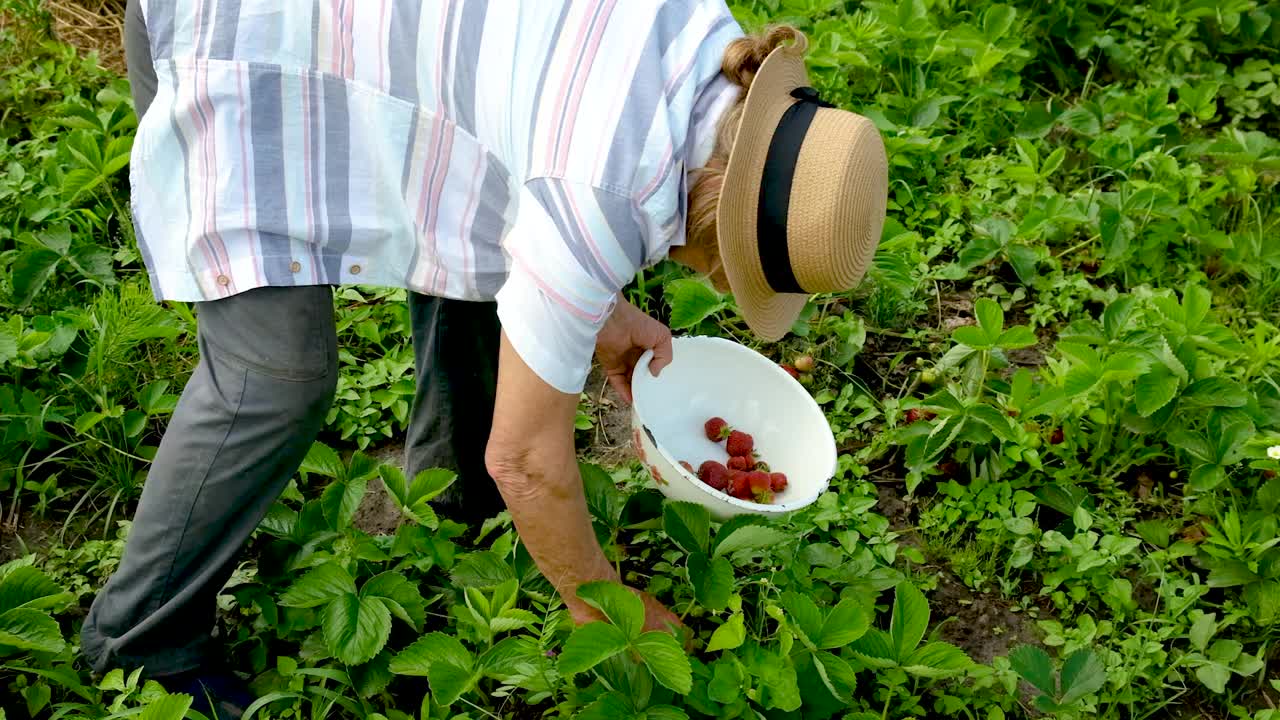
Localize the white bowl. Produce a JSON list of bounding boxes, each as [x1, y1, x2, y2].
[[630, 335, 837, 519]]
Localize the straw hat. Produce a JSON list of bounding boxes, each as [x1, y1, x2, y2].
[[717, 43, 888, 340]]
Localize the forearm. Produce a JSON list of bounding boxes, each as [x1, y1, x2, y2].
[[485, 332, 618, 620], [487, 438, 618, 619]]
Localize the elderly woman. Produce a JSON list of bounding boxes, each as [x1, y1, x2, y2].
[[85, 0, 887, 714]]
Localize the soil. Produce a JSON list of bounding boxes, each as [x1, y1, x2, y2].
[[576, 365, 637, 469], [873, 480, 1045, 666], [0, 510, 60, 564]]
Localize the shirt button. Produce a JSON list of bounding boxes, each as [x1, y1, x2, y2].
[[349, 264, 362, 275], [216, 275, 230, 286], [290, 261, 302, 273]]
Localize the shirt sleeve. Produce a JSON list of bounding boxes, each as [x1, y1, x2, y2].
[[495, 177, 643, 394]]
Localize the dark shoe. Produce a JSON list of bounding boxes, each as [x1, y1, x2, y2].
[[159, 669, 255, 719]]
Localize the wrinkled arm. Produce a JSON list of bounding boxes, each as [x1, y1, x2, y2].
[[484, 331, 619, 622]]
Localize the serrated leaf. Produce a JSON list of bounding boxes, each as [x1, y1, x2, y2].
[[322, 594, 392, 665], [350, 651, 393, 699], [1059, 106, 1100, 135], [322, 476, 368, 530], [903, 642, 972, 677], [706, 612, 746, 652], [642, 705, 689, 720], [663, 501, 711, 556], [813, 651, 858, 702], [689, 553, 732, 612], [997, 326, 1037, 349], [781, 592, 824, 644], [279, 563, 356, 608], [666, 279, 725, 330], [450, 552, 516, 589], [1059, 649, 1106, 704], [301, 442, 345, 478], [390, 632, 472, 676], [1189, 614, 1217, 652], [1063, 366, 1102, 398], [890, 583, 930, 658], [577, 582, 644, 639], [818, 598, 870, 649], [1008, 645, 1056, 697], [0, 608, 66, 653], [713, 522, 789, 558], [582, 462, 624, 527], [634, 631, 692, 694], [576, 691, 633, 720], [361, 572, 425, 631], [138, 694, 193, 720], [559, 622, 629, 674], [974, 298, 1004, 341], [379, 466, 454, 528], [849, 629, 897, 668], [1135, 367, 1179, 416], [11, 248, 61, 308], [953, 325, 991, 349]]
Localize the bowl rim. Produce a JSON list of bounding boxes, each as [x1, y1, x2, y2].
[[632, 335, 837, 514]]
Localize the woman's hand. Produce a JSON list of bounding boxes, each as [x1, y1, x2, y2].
[[595, 296, 673, 405]]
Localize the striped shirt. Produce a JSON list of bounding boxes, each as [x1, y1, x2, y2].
[[131, 0, 743, 393]]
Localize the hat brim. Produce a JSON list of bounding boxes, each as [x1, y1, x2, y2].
[[716, 46, 811, 341]]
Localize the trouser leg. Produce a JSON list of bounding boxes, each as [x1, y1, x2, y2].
[[403, 294, 505, 529], [81, 286, 338, 676]]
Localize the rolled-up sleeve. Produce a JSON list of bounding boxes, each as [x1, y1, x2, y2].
[[496, 178, 642, 394]]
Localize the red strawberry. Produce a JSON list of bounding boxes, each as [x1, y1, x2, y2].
[[679, 461, 694, 473], [780, 364, 799, 379], [727, 455, 753, 471], [698, 461, 729, 490], [1264, 470, 1276, 479], [704, 417, 730, 442], [904, 409, 925, 424], [770, 472, 788, 491], [726, 430, 754, 457], [728, 471, 750, 498], [1049, 428, 1065, 445], [746, 470, 772, 495]]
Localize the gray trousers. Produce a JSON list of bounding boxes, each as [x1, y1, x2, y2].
[[80, 286, 505, 675], [85, 5, 506, 674]]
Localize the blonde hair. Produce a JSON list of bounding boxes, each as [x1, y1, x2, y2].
[[687, 25, 808, 254]]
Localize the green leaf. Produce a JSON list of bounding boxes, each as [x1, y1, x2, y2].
[[322, 594, 392, 665], [0, 608, 66, 653], [642, 705, 689, 720], [559, 622, 629, 674], [450, 552, 516, 589], [781, 592, 824, 644], [997, 326, 1037, 349], [1207, 559, 1259, 588], [379, 466, 455, 528], [666, 279, 725, 330], [1189, 613, 1217, 652], [713, 522, 789, 558], [818, 598, 870, 649], [0, 567, 69, 614], [663, 501, 711, 556], [689, 553, 733, 612], [322, 476, 368, 530], [1008, 645, 1057, 698], [301, 442, 345, 478], [953, 325, 992, 349], [706, 613, 746, 652], [361, 572, 426, 631], [1059, 106, 1100, 135], [708, 658, 742, 703], [576, 692, 633, 720], [1196, 663, 1231, 694], [813, 651, 858, 703], [138, 694, 193, 720], [577, 582, 644, 640], [1134, 367, 1179, 417], [1059, 649, 1107, 704], [390, 632, 472, 676], [1063, 366, 1102, 398], [279, 563, 357, 608], [582, 462, 624, 527], [11, 247, 61, 307], [890, 583, 930, 658], [903, 642, 972, 678], [634, 631, 692, 694], [1102, 297, 1138, 339], [974, 298, 1004, 342], [350, 651, 394, 699], [849, 629, 897, 668]]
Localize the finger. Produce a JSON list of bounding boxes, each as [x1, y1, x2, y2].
[[647, 323, 674, 376], [608, 372, 633, 405]]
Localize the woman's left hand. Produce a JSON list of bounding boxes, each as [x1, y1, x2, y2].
[[594, 296, 673, 405]]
